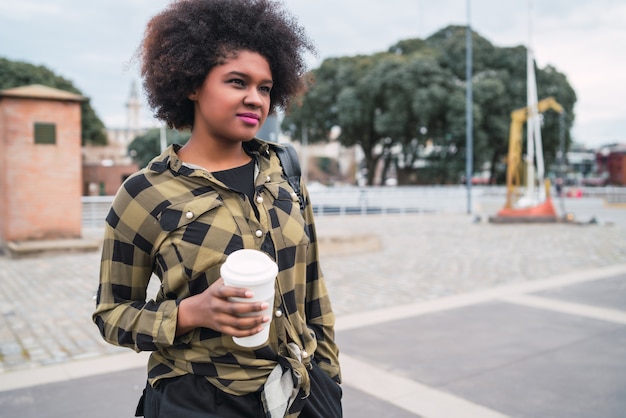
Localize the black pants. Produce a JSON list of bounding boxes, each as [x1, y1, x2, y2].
[[139, 361, 342, 418]]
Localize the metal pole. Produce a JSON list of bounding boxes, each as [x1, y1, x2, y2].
[[557, 112, 567, 214], [159, 123, 167, 153], [302, 121, 308, 183], [465, 0, 473, 214]]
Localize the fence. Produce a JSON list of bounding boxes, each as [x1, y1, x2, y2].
[[82, 196, 115, 228], [307, 185, 479, 216], [82, 185, 626, 227], [576, 186, 626, 204]]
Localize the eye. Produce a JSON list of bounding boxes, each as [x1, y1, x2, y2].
[[259, 85, 272, 94], [229, 78, 246, 87]]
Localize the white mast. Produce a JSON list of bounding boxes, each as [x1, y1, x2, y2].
[[525, 0, 544, 204]]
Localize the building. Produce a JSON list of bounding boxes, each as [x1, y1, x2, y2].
[[601, 144, 626, 185], [82, 81, 145, 195], [259, 118, 359, 185], [0, 84, 85, 245]]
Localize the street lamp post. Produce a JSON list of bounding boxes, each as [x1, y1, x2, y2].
[[465, 0, 474, 215], [160, 122, 167, 153], [301, 121, 308, 183]]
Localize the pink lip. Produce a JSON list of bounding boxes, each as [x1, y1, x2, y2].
[[238, 113, 261, 125]]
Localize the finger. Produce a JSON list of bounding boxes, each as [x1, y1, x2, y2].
[[213, 301, 270, 323], [214, 282, 254, 299], [234, 315, 270, 330], [215, 314, 269, 336], [220, 321, 268, 337], [226, 300, 269, 316]]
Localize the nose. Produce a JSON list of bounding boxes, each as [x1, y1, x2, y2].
[[244, 88, 263, 108]]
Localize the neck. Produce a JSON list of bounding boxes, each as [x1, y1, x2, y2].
[[177, 137, 251, 172]]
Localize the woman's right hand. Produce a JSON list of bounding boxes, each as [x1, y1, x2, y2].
[[176, 278, 270, 337]]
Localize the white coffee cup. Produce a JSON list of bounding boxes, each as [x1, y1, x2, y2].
[[220, 249, 278, 347]]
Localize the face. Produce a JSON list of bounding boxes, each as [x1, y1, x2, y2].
[[189, 50, 273, 144]]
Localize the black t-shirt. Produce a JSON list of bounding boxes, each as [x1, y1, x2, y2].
[[212, 158, 256, 204]]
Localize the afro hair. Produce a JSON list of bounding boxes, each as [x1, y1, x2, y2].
[[139, 0, 315, 129]]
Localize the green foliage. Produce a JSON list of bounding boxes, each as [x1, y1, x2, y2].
[[128, 128, 191, 168], [388, 38, 428, 55], [0, 57, 108, 145], [283, 25, 577, 185], [426, 25, 498, 79], [536, 65, 577, 170]]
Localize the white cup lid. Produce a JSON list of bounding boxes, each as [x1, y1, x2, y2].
[[220, 249, 278, 286]]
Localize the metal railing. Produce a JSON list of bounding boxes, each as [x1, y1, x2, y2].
[[82, 196, 115, 228], [576, 186, 626, 204], [81, 186, 490, 227], [82, 185, 626, 227], [308, 185, 481, 216]]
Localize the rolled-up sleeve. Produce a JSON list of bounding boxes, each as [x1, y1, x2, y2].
[[92, 186, 179, 352]]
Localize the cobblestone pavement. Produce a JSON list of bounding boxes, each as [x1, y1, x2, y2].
[[1, 198, 625, 374], [321, 212, 626, 316]]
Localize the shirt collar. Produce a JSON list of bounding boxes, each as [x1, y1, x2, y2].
[[147, 139, 272, 175]]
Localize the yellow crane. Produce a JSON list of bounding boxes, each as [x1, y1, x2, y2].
[[504, 96, 564, 209]]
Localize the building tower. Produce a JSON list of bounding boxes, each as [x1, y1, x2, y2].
[[125, 80, 141, 142]]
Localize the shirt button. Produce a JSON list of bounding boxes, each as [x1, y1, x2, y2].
[[255, 230, 263, 238], [291, 192, 298, 199], [266, 176, 271, 182], [302, 350, 309, 358], [275, 309, 283, 318], [256, 196, 264, 204], [185, 211, 193, 219]]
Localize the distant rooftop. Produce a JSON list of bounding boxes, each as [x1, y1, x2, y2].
[[0, 84, 86, 102]]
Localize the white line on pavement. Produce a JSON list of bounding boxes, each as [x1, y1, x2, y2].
[[498, 294, 626, 325], [0, 351, 149, 393], [336, 264, 626, 331], [340, 354, 510, 418]]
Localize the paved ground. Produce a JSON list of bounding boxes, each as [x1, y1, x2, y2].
[[0, 196, 625, 417]]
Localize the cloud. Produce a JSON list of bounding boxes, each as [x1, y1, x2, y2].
[[1, 0, 623, 145], [530, 2, 626, 143], [0, 1, 63, 20]]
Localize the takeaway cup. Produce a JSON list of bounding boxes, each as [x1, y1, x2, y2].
[[220, 249, 278, 347]]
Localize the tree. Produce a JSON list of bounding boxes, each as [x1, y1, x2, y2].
[[472, 71, 510, 182], [423, 29, 576, 181], [283, 25, 577, 186], [535, 64, 577, 175], [425, 25, 499, 80], [284, 45, 466, 185], [283, 55, 387, 185], [334, 55, 388, 185], [0, 57, 108, 145], [372, 53, 465, 184], [128, 128, 190, 168]]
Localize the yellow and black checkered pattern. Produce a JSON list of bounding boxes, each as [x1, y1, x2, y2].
[[93, 139, 340, 399]]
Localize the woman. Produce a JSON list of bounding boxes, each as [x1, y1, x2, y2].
[[92, 1, 342, 417]]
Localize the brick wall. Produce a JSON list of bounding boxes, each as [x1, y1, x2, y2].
[[83, 163, 139, 196], [608, 152, 626, 185], [0, 100, 6, 243], [0, 95, 83, 241]]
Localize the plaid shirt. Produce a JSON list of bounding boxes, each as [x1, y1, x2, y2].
[[93, 139, 340, 398]]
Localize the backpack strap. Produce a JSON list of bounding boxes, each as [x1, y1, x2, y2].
[[273, 143, 306, 214]]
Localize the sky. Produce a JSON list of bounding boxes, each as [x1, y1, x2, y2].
[[1, 0, 624, 148]]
